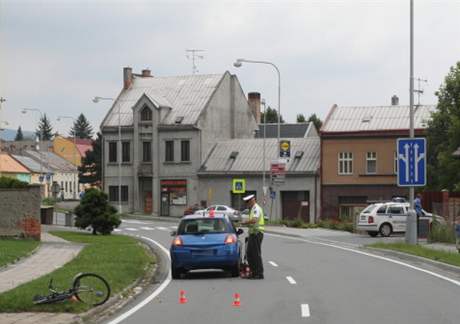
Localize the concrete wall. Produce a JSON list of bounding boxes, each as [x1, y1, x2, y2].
[[198, 174, 320, 223], [0, 185, 41, 239]]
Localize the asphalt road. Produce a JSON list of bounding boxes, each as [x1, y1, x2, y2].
[[103, 219, 460, 324]]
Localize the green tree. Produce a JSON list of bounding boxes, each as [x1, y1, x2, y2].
[[296, 114, 306, 123], [15, 126, 24, 141], [74, 188, 121, 235], [36, 114, 54, 141], [70, 113, 94, 139], [260, 106, 285, 124], [78, 133, 102, 185], [307, 113, 323, 131], [427, 61, 460, 191]]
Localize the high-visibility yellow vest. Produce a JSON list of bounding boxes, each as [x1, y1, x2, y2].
[[249, 203, 265, 234]]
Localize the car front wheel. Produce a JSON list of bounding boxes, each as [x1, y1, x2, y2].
[[171, 263, 182, 279], [380, 223, 392, 237]]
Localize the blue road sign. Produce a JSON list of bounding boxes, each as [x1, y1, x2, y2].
[[397, 138, 426, 187]]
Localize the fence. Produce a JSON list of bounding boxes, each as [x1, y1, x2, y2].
[[423, 191, 460, 227]]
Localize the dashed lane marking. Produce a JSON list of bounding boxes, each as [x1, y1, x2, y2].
[[268, 261, 278, 267], [286, 276, 297, 285], [124, 228, 139, 232], [156, 227, 169, 231], [301, 304, 310, 318], [140, 227, 155, 230], [113, 229, 121, 232]]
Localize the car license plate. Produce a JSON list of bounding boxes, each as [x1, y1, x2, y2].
[[192, 249, 214, 256]]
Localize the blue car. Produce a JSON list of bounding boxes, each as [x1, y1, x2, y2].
[[170, 214, 243, 279]]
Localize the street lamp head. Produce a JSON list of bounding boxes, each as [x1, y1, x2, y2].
[[92, 97, 100, 103], [56, 117, 61, 121], [21, 109, 27, 114], [233, 60, 243, 68]]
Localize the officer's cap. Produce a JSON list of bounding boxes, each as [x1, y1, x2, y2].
[[243, 194, 255, 201]]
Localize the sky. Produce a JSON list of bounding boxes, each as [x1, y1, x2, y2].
[[1, 0, 460, 136]]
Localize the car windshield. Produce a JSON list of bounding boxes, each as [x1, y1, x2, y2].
[[178, 218, 229, 235], [362, 204, 376, 214]]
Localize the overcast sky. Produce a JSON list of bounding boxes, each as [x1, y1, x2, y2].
[[1, 0, 459, 135]]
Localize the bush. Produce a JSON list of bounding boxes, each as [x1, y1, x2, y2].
[[74, 188, 121, 235], [41, 197, 56, 206], [429, 222, 456, 244], [0, 176, 28, 188]]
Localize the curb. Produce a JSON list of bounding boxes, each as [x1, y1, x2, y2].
[[122, 215, 180, 224], [71, 234, 168, 324], [363, 247, 460, 276]]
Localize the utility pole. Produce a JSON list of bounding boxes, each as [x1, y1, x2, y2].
[[406, 0, 417, 245], [186, 49, 205, 74]]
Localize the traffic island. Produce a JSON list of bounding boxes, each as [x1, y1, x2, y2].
[[0, 231, 155, 317]]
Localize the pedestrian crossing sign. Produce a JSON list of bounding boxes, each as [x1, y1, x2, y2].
[[232, 179, 246, 194]]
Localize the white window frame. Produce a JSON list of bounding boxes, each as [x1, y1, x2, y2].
[[366, 152, 377, 174], [338, 152, 353, 175]]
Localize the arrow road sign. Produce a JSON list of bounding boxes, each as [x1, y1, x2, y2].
[[397, 138, 426, 187]]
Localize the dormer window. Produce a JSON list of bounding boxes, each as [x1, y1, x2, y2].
[[141, 106, 152, 121]]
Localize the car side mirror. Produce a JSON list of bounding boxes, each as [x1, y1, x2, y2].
[[236, 228, 244, 236], [170, 230, 177, 237]]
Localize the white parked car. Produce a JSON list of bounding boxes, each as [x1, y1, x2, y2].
[[356, 202, 446, 237], [194, 205, 241, 222]]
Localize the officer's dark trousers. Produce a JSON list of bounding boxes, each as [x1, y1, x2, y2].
[[247, 232, 264, 276]]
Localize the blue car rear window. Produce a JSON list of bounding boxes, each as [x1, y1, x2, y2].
[[178, 218, 229, 235]]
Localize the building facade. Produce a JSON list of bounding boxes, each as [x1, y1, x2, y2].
[[320, 102, 434, 220], [198, 137, 320, 222], [100, 67, 258, 216]]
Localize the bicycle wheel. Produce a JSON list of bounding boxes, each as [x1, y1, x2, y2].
[[73, 273, 110, 306]]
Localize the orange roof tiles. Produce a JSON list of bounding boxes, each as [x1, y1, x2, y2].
[[0, 153, 30, 174]]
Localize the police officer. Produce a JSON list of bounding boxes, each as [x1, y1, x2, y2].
[[242, 194, 265, 279]]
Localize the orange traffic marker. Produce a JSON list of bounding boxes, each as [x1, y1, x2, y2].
[[179, 290, 188, 304], [232, 293, 241, 307]]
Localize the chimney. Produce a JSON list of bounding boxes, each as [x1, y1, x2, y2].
[[141, 69, 152, 77], [123, 67, 133, 90], [391, 95, 399, 106], [248, 92, 261, 124]]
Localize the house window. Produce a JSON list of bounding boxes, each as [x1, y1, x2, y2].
[[338, 152, 353, 175], [143, 141, 152, 162], [141, 107, 152, 121], [65, 181, 68, 192], [109, 142, 117, 163], [109, 186, 118, 202], [122, 141, 130, 162], [366, 152, 377, 174], [181, 140, 190, 162], [121, 186, 128, 202], [394, 151, 398, 174], [165, 140, 174, 162]]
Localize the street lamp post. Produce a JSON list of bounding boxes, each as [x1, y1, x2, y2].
[[233, 58, 281, 221], [233, 58, 281, 147], [22, 108, 46, 195], [57, 116, 78, 200], [261, 98, 267, 212], [93, 96, 121, 213]]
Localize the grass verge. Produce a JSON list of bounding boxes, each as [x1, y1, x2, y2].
[[0, 231, 155, 313], [369, 242, 460, 267], [0, 239, 40, 268]]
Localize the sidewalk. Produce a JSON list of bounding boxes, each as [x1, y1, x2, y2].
[[0, 232, 83, 294], [0, 231, 84, 324]]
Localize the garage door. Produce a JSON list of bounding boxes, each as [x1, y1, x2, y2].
[[281, 191, 309, 222]]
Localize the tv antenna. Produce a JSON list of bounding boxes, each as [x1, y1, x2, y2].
[[414, 78, 427, 106], [186, 49, 205, 74]]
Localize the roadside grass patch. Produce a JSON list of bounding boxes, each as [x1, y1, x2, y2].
[[0, 239, 40, 268], [369, 242, 460, 267], [0, 231, 155, 313]]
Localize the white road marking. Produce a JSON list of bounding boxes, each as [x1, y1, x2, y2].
[[266, 233, 460, 287], [106, 236, 171, 324], [121, 220, 150, 225], [286, 276, 297, 285], [113, 229, 121, 232], [156, 226, 169, 231], [268, 261, 279, 267], [169, 226, 177, 229], [124, 228, 139, 232], [301, 304, 310, 318], [140, 227, 155, 231]]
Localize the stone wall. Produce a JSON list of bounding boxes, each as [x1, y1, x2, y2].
[[0, 185, 41, 240]]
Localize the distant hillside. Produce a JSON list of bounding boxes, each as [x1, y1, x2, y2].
[[0, 128, 36, 141]]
